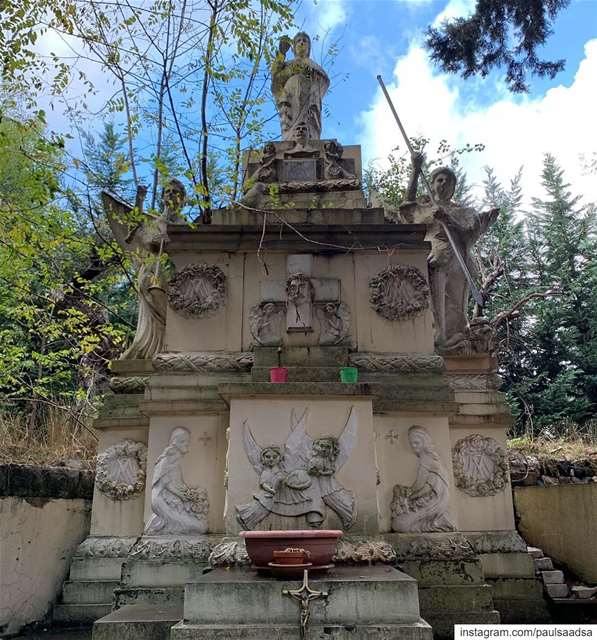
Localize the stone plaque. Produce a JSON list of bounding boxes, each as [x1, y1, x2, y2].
[[281, 159, 317, 182]]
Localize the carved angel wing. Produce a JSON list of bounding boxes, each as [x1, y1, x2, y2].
[[335, 406, 358, 472], [242, 420, 264, 476], [283, 408, 312, 473], [101, 190, 145, 253]]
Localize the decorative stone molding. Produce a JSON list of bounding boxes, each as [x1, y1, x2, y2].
[[96, 440, 147, 501], [369, 265, 430, 321], [76, 536, 138, 559], [129, 536, 213, 562], [447, 374, 500, 391], [333, 540, 396, 564], [465, 531, 527, 555], [109, 376, 149, 394], [391, 533, 476, 561], [208, 539, 250, 567], [348, 352, 444, 374], [168, 263, 226, 318], [452, 434, 509, 497], [278, 178, 361, 193], [154, 351, 254, 372]]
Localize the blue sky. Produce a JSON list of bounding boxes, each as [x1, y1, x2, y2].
[[38, 0, 597, 206], [292, 0, 597, 203]]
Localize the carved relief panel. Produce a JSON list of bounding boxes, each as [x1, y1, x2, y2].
[[452, 434, 509, 497], [369, 264, 429, 321], [168, 263, 226, 318], [236, 407, 358, 531], [96, 439, 147, 501]]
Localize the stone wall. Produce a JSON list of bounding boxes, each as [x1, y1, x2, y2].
[[513, 484, 597, 583], [0, 464, 94, 636]]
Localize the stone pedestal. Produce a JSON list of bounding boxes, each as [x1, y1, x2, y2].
[[171, 566, 432, 640]]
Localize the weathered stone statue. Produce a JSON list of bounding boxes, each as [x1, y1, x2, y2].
[[391, 425, 455, 533], [236, 408, 357, 530], [271, 31, 330, 142], [398, 155, 499, 349], [145, 426, 209, 535], [102, 179, 186, 359]]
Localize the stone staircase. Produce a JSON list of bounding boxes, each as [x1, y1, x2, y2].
[[528, 546, 571, 599], [53, 539, 135, 625]]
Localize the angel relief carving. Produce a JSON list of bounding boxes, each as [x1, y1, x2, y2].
[[236, 408, 358, 530]]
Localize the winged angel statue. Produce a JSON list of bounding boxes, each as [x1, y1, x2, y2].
[[101, 180, 185, 359], [236, 407, 358, 530]]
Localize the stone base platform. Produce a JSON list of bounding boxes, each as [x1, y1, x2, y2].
[[92, 604, 182, 640], [171, 566, 431, 640], [171, 622, 432, 640]]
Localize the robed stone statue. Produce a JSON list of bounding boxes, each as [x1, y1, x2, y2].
[[271, 32, 330, 142]]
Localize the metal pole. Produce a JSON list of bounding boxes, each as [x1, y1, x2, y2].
[[376, 74, 483, 307]]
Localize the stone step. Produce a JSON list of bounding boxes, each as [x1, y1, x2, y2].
[[542, 569, 565, 584], [92, 603, 182, 640], [527, 547, 544, 559], [62, 581, 120, 604], [418, 584, 494, 612], [534, 557, 554, 571], [545, 583, 569, 598], [571, 585, 597, 599], [54, 603, 113, 624], [171, 621, 433, 640], [69, 556, 125, 581], [424, 610, 500, 639]]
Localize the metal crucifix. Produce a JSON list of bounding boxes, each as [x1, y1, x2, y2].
[[283, 570, 328, 640]]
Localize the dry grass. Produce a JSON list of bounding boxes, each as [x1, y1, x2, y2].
[[0, 405, 97, 469], [508, 419, 597, 476]]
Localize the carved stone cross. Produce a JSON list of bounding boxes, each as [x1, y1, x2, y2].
[[385, 430, 400, 445], [260, 254, 340, 333]]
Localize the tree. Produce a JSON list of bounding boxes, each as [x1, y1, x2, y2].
[[426, 0, 570, 93]]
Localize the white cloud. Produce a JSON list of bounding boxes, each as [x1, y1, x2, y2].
[[432, 0, 476, 26], [359, 38, 597, 206], [306, 0, 348, 34]]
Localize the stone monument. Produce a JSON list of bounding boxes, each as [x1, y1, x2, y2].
[[55, 31, 549, 638]]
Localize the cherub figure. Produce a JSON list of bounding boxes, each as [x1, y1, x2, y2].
[[236, 407, 358, 530], [102, 179, 186, 359]]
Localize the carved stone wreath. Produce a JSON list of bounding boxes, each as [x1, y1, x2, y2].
[[369, 265, 429, 321], [452, 434, 509, 497], [96, 440, 147, 501], [168, 263, 226, 318]]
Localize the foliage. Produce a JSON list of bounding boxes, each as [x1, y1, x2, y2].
[[425, 0, 571, 92], [476, 155, 597, 434], [0, 104, 130, 429], [364, 138, 484, 208]]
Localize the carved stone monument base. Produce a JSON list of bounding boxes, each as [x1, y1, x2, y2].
[[170, 566, 432, 640]]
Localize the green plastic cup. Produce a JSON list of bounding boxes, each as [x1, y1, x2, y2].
[[339, 367, 358, 383]]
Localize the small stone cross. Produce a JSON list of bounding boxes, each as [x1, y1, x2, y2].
[[260, 254, 340, 333], [385, 429, 400, 445], [198, 432, 212, 446]]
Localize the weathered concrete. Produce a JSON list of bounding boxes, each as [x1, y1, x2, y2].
[[184, 566, 421, 626], [514, 484, 597, 583], [0, 466, 92, 637], [92, 604, 182, 640], [171, 621, 433, 640]]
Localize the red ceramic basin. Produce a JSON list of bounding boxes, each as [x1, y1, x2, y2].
[[240, 529, 343, 567]]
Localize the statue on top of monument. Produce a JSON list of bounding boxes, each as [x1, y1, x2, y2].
[[102, 178, 186, 360], [397, 153, 499, 351], [271, 31, 330, 142]]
